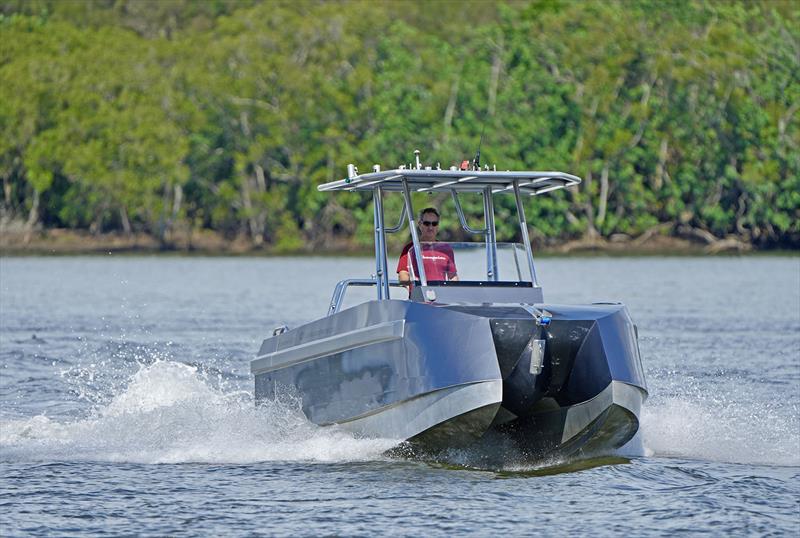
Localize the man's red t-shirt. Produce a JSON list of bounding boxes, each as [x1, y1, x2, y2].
[[396, 242, 457, 281]]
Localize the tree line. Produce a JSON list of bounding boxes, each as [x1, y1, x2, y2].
[[1, 0, 797, 252]]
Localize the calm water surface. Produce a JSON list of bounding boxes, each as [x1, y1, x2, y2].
[[1, 256, 798, 536]]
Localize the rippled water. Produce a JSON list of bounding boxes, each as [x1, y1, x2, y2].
[[1, 256, 798, 536]]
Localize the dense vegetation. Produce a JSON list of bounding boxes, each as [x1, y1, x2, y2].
[[1, 0, 798, 252]]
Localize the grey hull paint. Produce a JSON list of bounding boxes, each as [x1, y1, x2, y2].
[[254, 301, 502, 433], [334, 380, 503, 445], [252, 320, 406, 374], [562, 381, 644, 444], [252, 298, 647, 457]]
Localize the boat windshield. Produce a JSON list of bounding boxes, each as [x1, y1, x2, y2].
[[398, 242, 532, 284], [332, 241, 535, 312]]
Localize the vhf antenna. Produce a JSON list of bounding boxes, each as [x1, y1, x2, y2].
[[472, 121, 487, 170]]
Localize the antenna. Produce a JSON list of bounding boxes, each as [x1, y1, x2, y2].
[[472, 121, 487, 171]]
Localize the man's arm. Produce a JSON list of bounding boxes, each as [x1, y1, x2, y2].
[[446, 246, 458, 281], [397, 244, 413, 287]]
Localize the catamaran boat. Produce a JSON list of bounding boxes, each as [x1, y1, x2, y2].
[[252, 151, 647, 459]]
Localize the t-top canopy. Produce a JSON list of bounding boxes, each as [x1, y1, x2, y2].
[[318, 168, 581, 196]]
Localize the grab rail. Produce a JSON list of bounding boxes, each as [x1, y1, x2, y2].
[[327, 278, 406, 316]]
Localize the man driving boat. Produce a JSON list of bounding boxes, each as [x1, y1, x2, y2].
[[397, 207, 458, 287]]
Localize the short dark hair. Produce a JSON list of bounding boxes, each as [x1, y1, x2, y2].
[[419, 207, 439, 221]]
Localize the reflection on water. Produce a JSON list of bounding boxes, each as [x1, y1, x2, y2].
[[492, 456, 632, 478]]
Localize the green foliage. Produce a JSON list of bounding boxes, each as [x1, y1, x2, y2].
[[0, 0, 797, 249]]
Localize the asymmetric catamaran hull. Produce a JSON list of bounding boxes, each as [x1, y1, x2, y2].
[[252, 300, 647, 458]]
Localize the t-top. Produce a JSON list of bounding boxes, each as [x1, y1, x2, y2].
[[396, 242, 457, 281]]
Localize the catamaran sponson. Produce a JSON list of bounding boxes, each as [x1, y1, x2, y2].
[[252, 154, 647, 458]]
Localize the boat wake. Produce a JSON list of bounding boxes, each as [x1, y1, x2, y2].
[[0, 360, 397, 465], [637, 374, 800, 467], [3, 361, 796, 469]]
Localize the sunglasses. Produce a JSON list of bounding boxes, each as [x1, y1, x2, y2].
[[421, 220, 439, 227]]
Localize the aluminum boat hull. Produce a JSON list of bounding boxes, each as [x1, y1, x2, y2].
[[252, 299, 647, 458]]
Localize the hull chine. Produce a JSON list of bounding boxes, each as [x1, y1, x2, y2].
[[332, 380, 503, 445]]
